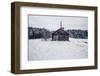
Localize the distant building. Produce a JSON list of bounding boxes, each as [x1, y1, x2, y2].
[[52, 22, 69, 41]]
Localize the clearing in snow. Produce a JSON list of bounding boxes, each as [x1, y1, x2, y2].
[[28, 38, 88, 61]]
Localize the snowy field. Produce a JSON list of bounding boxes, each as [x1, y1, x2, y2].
[[28, 38, 88, 61]]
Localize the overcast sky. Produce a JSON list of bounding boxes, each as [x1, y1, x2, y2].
[[28, 15, 88, 31]]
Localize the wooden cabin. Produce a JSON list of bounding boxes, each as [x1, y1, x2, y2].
[[52, 22, 69, 41]]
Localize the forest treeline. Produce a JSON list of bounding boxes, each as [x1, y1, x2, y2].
[[28, 27, 88, 39]]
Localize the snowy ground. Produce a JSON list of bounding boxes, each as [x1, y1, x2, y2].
[[28, 38, 88, 61]]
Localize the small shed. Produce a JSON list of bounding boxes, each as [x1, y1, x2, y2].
[[52, 22, 69, 41]]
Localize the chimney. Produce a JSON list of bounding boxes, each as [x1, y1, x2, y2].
[[60, 21, 64, 29]]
